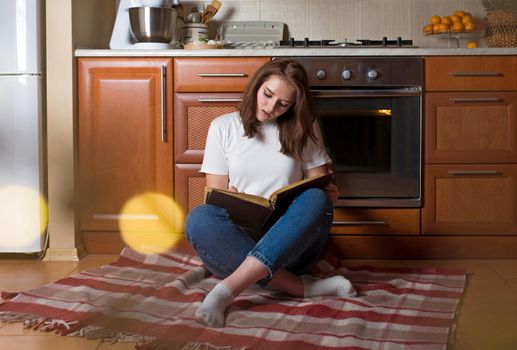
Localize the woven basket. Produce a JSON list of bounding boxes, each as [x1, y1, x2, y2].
[[485, 10, 517, 47]]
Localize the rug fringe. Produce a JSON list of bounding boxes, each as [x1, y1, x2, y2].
[[1, 311, 155, 347], [69, 324, 155, 344], [0, 312, 83, 335], [0, 311, 39, 323], [0, 313, 246, 350]]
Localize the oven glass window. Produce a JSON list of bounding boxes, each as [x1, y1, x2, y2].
[[314, 96, 420, 200]]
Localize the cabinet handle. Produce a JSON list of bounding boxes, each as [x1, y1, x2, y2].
[[448, 72, 503, 77], [448, 170, 500, 175], [197, 73, 247, 77], [449, 97, 502, 103], [161, 65, 167, 143], [197, 98, 243, 103], [333, 221, 386, 226]]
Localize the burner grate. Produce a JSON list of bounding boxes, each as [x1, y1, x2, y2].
[[279, 37, 415, 48]]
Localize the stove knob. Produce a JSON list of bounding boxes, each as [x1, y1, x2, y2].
[[316, 69, 327, 80], [367, 69, 378, 80], [342, 69, 352, 80]]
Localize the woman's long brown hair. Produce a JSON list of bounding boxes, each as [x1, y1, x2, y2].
[[237, 59, 316, 160]]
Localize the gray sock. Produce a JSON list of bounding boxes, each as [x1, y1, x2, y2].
[[195, 283, 234, 328], [302, 275, 357, 298]]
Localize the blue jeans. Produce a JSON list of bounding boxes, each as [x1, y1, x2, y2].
[[185, 188, 333, 287]]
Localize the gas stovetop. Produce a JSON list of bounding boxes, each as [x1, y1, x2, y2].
[[279, 37, 416, 48]]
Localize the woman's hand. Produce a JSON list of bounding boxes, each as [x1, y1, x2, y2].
[[228, 186, 239, 192], [324, 183, 339, 206]]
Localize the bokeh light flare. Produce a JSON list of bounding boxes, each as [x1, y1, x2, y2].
[[119, 192, 185, 254]]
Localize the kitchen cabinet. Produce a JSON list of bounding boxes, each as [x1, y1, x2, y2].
[[423, 164, 517, 234], [174, 92, 242, 163], [173, 57, 270, 216], [174, 164, 205, 214], [78, 58, 173, 251], [425, 92, 517, 164], [422, 56, 517, 235], [425, 56, 517, 91], [174, 57, 270, 92]]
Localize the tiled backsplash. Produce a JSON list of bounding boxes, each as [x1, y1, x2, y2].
[[183, 0, 487, 48]]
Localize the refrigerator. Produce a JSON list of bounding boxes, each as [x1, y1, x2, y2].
[[0, 0, 46, 253]]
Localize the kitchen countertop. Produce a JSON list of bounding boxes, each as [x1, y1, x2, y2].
[[75, 47, 517, 57]]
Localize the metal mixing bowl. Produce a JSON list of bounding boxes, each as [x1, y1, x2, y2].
[[129, 7, 178, 43]]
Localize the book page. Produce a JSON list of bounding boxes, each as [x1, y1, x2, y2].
[[269, 174, 332, 201]]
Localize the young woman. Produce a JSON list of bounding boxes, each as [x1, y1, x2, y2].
[[185, 59, 356, 328]]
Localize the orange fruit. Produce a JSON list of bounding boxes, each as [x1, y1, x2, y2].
[[432, 23, 440, 33], [467, 41, 478, 48], [441, 16, 452, 25], [464, 21, 475, 32], [451, 22, 464, 33], [430, 15, 441, 24], [453, 10, 466, 17], [437, 23, 450, 33], [423, 24, 434, 33], [462, 15, 473, 24], [449, 14, 461, 23]]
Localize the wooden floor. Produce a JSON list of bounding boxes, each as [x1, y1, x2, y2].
[[1, 254, 517, 349]]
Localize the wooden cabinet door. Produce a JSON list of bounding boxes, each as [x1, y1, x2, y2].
[[425, 92, 517, 163], [174, 164, 205, 222], [422, 164, 517, 234], [425, 56, 517, 91], [78, 58, 173, 232], [174, 93, 241, 163], [174, 57, 270, 92]]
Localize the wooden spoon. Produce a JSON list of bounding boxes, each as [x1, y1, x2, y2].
[[201, 0, 221, 24]]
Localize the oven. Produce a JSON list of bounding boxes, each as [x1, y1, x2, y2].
[[286, 57, 423, 207]]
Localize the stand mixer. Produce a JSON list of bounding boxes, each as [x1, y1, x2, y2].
[[110, 0, 180, 49]]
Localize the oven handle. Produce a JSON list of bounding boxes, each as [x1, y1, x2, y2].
[[311, 87, 421, 98]]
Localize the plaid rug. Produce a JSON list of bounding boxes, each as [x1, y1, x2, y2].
[[0, 247, 466, 350]]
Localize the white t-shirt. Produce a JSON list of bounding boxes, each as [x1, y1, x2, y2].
[[201, 111, 331, 198]]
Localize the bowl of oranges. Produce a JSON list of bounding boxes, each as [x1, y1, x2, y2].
[[423, 10, 484, 47], [423, 10, 482, 35]]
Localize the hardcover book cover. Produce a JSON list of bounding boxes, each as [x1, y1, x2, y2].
[[204, 173, 333, 234]]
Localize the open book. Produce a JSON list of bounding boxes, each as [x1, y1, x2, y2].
[[204, 173, 332, 236]]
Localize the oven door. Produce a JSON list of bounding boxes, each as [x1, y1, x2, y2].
[[312, 87, 422, 207]]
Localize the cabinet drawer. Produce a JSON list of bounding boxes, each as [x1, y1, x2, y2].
[[422, 164, 517, 235], [174, 57, 270, 92], [425, 56, 517, 91], [174, 93, 240, 163], [175, 164, 205, 219], [331, 208, 420, 235], [425, 92, 517, 163]]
